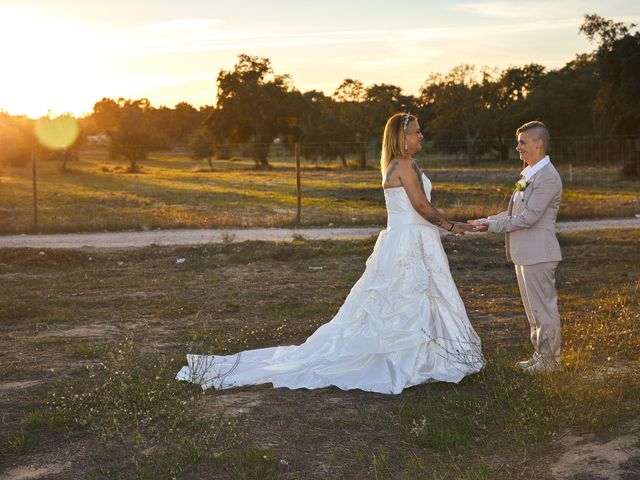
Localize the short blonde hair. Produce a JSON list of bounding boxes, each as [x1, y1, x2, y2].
[[517, 121, 550, 153], [380, 112, 416, 176]]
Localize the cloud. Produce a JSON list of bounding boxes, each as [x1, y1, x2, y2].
[[140, 18, 223, 32], [450, 2, 550, 18], [108, 26, 402, 56], [127, 71, 215, 88], [105, 17, 587, 58]]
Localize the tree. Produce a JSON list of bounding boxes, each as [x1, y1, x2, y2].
[[522, 55, 601, 138], [154, 102, 202, 146], [333, 78, 366, 103], [331, 80, 416, 167], [332, 79, 367, 166], [210, 54, 303, 168], [580, 14, 635, 51], [580, 14, 640, 136], [295, 90, 354, 166], [365, 83, 415, 117], [89, 97, 121, 134], [189, 124, 215, 171], [49, 147, 79, 173], [0, 112, 34, 167], [420, 64, 493, 165], [485, 64, 546, 160], [109, 99, 167, 173]]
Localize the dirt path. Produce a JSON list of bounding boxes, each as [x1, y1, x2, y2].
[[0, 217, 638, 249], [549, 416, 640, 480]]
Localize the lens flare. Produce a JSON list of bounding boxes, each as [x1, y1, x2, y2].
[[34, 116, 80, 150]]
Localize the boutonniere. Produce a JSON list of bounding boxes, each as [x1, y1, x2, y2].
[[515, 178, 530, 191]]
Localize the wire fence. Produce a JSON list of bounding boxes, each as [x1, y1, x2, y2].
[[71, 135, 640, 170], [3, 135, 638, 233]]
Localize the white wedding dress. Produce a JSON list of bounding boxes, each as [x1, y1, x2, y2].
[[177, 173, 484, 394]]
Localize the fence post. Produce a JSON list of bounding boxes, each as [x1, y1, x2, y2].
[[636, 138, 640, 179], [32, 145, 38, 232], [295, 143, 301, 224]]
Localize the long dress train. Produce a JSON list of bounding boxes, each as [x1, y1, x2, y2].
[[176, 173, 484, 394]]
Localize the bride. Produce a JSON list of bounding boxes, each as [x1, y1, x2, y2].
[[177, 113, 485, 394]]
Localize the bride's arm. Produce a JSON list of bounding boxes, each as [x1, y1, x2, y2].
[[397, 160, 471, 234]]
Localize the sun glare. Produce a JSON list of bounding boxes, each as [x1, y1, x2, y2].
[[0, 6, 112, 118], [34, 115, 80, 150]]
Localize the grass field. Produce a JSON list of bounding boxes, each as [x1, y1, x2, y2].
[[0, 229, 638, 478], [0, 148, 638, 234]]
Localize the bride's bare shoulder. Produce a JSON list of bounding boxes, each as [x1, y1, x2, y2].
[[383, 158, 404, 187], [383, 157, 413, 188]]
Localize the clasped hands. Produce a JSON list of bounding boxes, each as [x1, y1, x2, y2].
[[448, 219, 489, 236], [466, 218, 489, 232]]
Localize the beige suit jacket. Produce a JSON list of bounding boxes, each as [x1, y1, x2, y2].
[[487, 163, 563, 266]]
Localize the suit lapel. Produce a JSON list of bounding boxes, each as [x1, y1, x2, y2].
[[507, 190, 517, 215], [505, 189, 517, 262]]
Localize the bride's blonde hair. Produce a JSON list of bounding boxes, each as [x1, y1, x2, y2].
[[380, 112, 416, 177]]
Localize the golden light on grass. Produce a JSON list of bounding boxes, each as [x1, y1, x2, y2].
[[34, 115, 80, 150]]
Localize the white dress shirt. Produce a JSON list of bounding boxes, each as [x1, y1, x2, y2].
[[515, 155, 551, 201], [520, 155, 551, 181]]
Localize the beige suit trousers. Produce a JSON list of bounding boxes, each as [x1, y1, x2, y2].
[[514, 262, 561, 363]]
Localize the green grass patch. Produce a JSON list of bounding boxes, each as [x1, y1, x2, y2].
[[66, 342, 104, 359], [0, 429, 30, 456], [22, 409, 67, 431]]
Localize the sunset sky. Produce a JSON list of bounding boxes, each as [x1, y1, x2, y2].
[[1, 0, 638, 118]]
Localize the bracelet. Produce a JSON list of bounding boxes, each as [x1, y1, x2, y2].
[[448, 222, 455, 231]]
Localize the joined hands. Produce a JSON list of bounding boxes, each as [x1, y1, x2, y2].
[[466, 218, 489, 232], [445, 219, 490, 235], [450, 222, 479, 236]]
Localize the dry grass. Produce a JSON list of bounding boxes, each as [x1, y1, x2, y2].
[[0, 229, 638, 478], [0, 150, 637, 234]]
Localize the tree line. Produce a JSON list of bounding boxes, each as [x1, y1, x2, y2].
[[1, 14, 638, 172]]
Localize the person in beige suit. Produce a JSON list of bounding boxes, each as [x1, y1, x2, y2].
[[470, 121, 562, 372]]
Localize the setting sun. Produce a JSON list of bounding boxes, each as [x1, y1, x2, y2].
[[0, 1, 638, 118], [0, 6, 112, 117]]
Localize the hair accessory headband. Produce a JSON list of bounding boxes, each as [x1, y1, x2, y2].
[[402, 113, 411, 131]]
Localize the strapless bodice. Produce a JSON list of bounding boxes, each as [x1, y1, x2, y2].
[[383, 173, 434, 229]]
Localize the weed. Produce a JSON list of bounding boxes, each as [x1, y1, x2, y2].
[[41, 334, 242, 477], [67, 342, 103, 359], [22, 409, 66, 431], [223, 443, 284, 479], [221, 231, 236, 244], [0, 429, 30, 456]]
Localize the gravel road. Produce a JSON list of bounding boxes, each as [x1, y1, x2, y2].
[[0, 218, 638, 249]]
